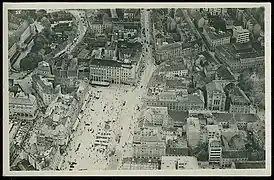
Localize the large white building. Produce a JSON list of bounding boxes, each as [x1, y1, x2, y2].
[[89, 60, 137, 85], [208, 137, 222, 163], [233, 26, 250, 44]]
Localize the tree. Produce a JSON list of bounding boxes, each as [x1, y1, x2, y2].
[[41, 17, 51, 30], [36, 9, 47, 21], [20, 53, 42, 71]]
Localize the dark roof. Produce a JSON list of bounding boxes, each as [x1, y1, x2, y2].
[[182, 39, 203, 49], [212, 113, 259, 123], [216, 65, 236, 81], [222, 150, 248, 159], [168, 111, 189, 123], [248, 150, 265, 161], [235, 161, 265, 169]]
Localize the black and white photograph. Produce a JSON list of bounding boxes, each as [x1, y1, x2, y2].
[[2, 2, 271, 176]]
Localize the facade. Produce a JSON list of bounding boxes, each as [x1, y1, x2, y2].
[[132, 127, 166, 159], [233, 26, 250, 44], [215, 43, 264, 73], [9, 85, 38, 120], [206, 125, 221, 142], [161, 156, 199, 169], [155, 41, 202, 64], [32, 74, 59, 106], [203, 27, 231, 49], [186, 117, 201, 148], [90, 22, 112, 34], [89, 60, 137, 85], [145, 90, 204, 111], [206, 82, 226, 111], [208, 137, 222, 163], [221, 150, 248, 167]]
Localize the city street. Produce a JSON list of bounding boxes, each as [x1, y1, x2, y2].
[[61, 9, 158, 170], [54, 10, 87, 58]]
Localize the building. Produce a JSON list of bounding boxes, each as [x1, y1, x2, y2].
[[228, 85, 251, 114], [220, 124, 240, 142], [206, 82, 226, 111], [89, 59, 137, 85], [233, 26, 250, 44], [141, 106, 169, 128], [132, 126, 166, 159], [166, 137, 188, 156], [120, 157, 159, 170], [155, 40, 202, 64], [158, 62, 189, 78], [161, 156, 199, 169], [145, 90, 205, 111], [221, 150, 248, 168], [206, 124, 221, 141], [203, 27, 231, 49], [32, 74, 60, 105], [9, 84, 38, 120], [223, 15, 234, 30], [37, 61, 52, 77], [203, 8, 227, 16], [186, 117, 201, 148], [215, 43, 265, 72], [213, 112, 259, 130], [208, 137, 222, 163], [90, 22, 112, 34]]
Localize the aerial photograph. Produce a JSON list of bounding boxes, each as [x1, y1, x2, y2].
[[7, 6, 267, 172]]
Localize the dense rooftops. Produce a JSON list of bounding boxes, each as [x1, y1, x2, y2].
[[204, 26, 231, 40]]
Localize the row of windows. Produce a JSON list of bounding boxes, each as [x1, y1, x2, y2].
[[147, 102, 202, 110]]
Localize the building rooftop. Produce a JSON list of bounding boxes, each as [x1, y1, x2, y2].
[[167, 136, 188, 149], [212, 113, 259, 123], [168, 111, 189, 123], [235, 161, 265, 169], [161, 156, 199, 169], [229, 85, 250, 104], [204, 26, 231, 40], [222, 150, 248, 159], [166, 79, 189, 89], [158, 42, 182, 51], [206, 81, 224, 93], [9, 86, 36, 106], [32, 74, 57, 94]]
